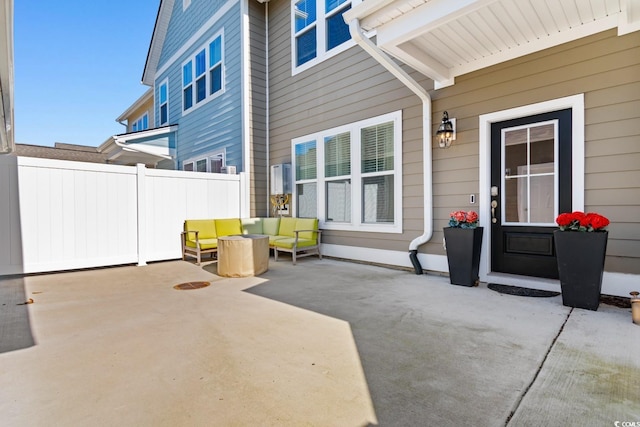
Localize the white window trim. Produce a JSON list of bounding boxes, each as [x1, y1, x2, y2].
[[183, 0, 191, 11], [478, 94, 585, 281], [292, 110, 403, 233], [291, 0, 360, 76], [158, 79, 169, 126], [181, 30, 225, 116], [183, 149, 227, 173]]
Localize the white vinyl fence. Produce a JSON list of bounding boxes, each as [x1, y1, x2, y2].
[[0, 156, 247, 275]]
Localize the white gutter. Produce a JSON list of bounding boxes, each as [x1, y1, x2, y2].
[[347, 19, 433, 273]]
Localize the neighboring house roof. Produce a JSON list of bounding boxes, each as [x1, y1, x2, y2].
[[0, 0, 15, 154], [115, 88, 153, 124], [15, 143, 109, 163], [344, 0, 640, 88], [142, 0, 175, 86]]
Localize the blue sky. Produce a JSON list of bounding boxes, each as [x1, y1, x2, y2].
[[14, 0, 159, 147]]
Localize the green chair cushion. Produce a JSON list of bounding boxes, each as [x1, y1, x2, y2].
[[278, 217, 297, 237], [215, 218, 242, 236], [185, 238, 218, 250], [272, 237, 317, 249], [184, 219, 217, 239], [241, 218, 263, 235], [262, 217, 281, 236], [268, 235, 287, 245], [295, 218, 318, 240]]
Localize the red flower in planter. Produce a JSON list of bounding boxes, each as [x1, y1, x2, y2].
[[449, 210, 479, 229], [556, 212, 574, 227], [555, 211, 609, 232], [466, 211, 478, 223], [586, 212, 610, 230]]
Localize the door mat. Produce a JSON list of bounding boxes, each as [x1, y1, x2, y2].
[[600, 295, 631, 308], [488, 283, 560, 298], [173, 281, 211, 290]]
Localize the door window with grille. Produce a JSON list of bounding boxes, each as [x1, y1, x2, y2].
[[503, 121, 558, 225]]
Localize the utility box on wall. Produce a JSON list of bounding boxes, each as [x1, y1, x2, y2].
[[270, 163, 291, 195], [220, 165, 236, 174]]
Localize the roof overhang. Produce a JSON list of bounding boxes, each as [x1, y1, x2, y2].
[[0, 0, 15, 154], [142, 0, 175, 86], [115, 88, 153, 123], [344, 0, 640, 88], [102, 125, 178, 166]]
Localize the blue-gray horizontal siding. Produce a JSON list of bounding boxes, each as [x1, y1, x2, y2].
[[157, 0, 235, 69], [155, 2, 243, 171]]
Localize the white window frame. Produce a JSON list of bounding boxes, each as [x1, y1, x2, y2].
[[292, 110, 403, 233], [183, 150, 226, 173], [131, 113, 149, 132], [183, 0, 191, 11], [291, 0, 359, 75], [182, 30, 225, 115], [158, 79, 169, 126]]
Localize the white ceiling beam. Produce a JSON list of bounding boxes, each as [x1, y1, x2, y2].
[[619, 0, 640, 35], [375, 0, 500, 47], [383, 41, 452, 83]]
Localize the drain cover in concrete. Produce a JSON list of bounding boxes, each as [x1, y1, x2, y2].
[[173, 281, 211, 290]]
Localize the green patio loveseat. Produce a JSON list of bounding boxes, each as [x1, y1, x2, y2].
[[181, 217, 322, 265]]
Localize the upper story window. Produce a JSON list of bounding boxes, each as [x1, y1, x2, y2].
[[292, 0, 354, 73], [292, 110, 402, 232], [182, 32, 225, 114], [195, 49, 207, 103], [183, 62, 193, 110], [158, 80, 169, 126], [132, 113, 149, 132]]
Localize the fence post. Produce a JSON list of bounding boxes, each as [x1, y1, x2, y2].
[[136, 164, 147, 266], [239, 172, 250, 218]]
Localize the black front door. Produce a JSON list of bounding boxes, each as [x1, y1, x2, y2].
[[490, 109, 573, 279]]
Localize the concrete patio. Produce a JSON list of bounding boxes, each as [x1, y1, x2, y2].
[[1, 257, 639, 426]]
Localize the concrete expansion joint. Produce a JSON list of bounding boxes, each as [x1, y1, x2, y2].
[[504, 308, 574, 425]]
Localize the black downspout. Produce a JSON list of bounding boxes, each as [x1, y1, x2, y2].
[[409, 250, 423, 275]]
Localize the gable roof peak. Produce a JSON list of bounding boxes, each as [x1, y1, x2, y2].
[[142, 0, 175, 86]]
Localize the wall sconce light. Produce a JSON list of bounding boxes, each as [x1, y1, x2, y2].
[[436, 111, 456, 149]]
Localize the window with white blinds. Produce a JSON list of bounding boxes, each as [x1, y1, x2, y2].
[[325, 132, 351, 222], [295, 141, 318, 217], [295, 141, 317, 180], [325, 132, 350, 177], [291, 111, 402, 232], [361, 122, 394, 223]]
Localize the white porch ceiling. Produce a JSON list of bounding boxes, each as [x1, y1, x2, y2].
[[345, 0, 640, 87]]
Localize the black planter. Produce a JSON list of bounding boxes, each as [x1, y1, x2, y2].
[[554, 230, 608, 311], [444, 227, 483, 287]]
